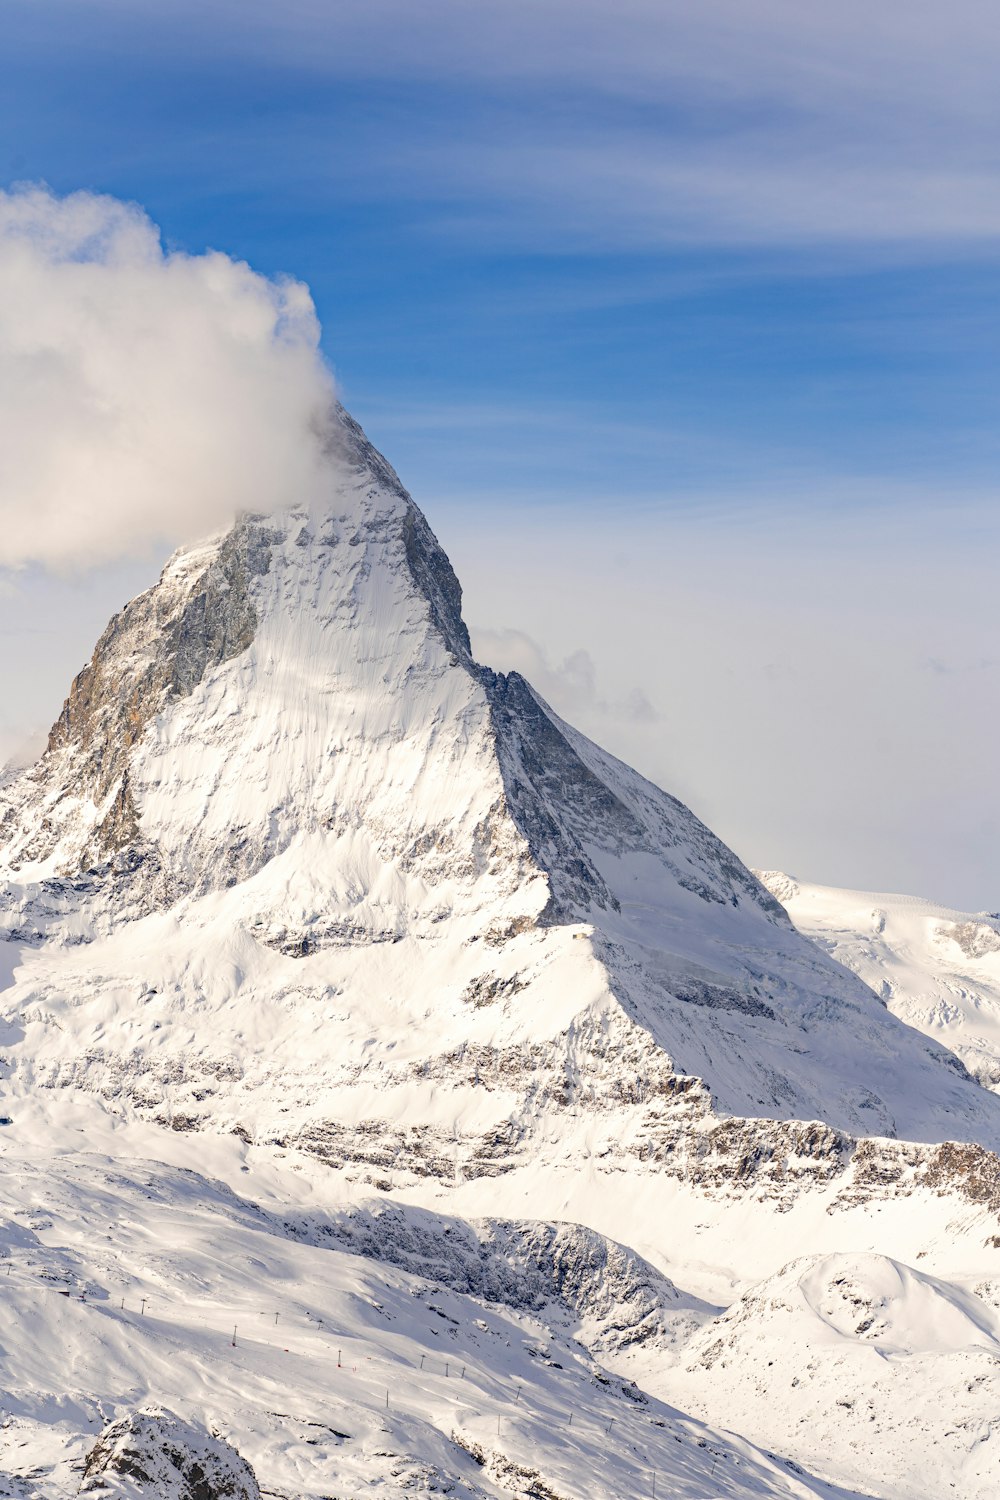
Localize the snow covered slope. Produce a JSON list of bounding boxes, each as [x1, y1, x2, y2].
[[0, 1114, 864, 1500], [757, 872, 1000, 1091], [671, 1250, 1000, 1500]]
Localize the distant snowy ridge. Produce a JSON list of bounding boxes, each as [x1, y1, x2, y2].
[[757, 871, 1000, 1091], [669, 1249, 1000, 1500]]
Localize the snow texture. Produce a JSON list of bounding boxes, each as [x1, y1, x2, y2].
[[671, 1250, 1000, 1500]]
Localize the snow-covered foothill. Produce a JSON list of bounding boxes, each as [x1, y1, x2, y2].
[[0, 1123, 865, 1500], [670, 1250, 1000, 1500]]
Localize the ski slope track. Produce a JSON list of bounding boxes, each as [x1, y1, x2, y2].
[[0, 407, 998, 1497]]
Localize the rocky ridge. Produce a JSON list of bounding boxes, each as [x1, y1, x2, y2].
[[79, 1409, 261, 1500]]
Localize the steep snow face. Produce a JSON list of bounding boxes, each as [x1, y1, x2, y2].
[[3, 408, 1000, 1168], [672, 1251, 1000, 1500], [0, 410, 503, 922], [758, 872, 1000, 1092]]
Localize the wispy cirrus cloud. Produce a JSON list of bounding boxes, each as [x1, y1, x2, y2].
[[25, 0, 1000, 255]]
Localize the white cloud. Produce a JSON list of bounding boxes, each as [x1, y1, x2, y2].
[[0, 724, 46, 776], [0, 186, 335, 571]]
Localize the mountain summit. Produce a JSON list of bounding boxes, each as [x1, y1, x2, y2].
[[2, 408, 1000, 1174], [4, 409, 1000, 1500]]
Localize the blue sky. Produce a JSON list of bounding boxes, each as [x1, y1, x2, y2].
[[6, 0, 1000, 509], [2, 1, 1000, 904]]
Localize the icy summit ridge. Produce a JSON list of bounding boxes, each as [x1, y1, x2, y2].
[[0, 406, 476, 896]]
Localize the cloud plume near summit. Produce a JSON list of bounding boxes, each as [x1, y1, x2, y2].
[[0, 186, 335, 571]]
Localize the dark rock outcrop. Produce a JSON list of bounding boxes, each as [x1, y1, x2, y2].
[[80, 1408, 260, 1500]]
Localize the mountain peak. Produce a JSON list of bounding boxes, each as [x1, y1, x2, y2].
[[2, 410, 1000, 1161]]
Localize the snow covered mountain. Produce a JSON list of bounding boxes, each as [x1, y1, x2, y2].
[[757, 871, 1000, 1091], [2, 409, 998, 1160], [2, 408, 1000, 1498]]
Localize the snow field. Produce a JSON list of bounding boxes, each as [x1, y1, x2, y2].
[[0, 1122, 867, 1500], [665, 1250, 1000, 1500]]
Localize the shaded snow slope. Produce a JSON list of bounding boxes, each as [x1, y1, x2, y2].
[[758, 872, 1000, 1092], [307, 1198, 717, 1356], [1, 410, 999, 1162]]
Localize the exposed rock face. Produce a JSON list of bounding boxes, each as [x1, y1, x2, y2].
[[299, 1198, 715, 1354], [47, 517, 271, 771], [286, 1079, 1000, 1220], [483, 669, 786, 923], [6, 517, 275, 879], [80, 1409, 260, 1500], [945, 920, 1000, 961]]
